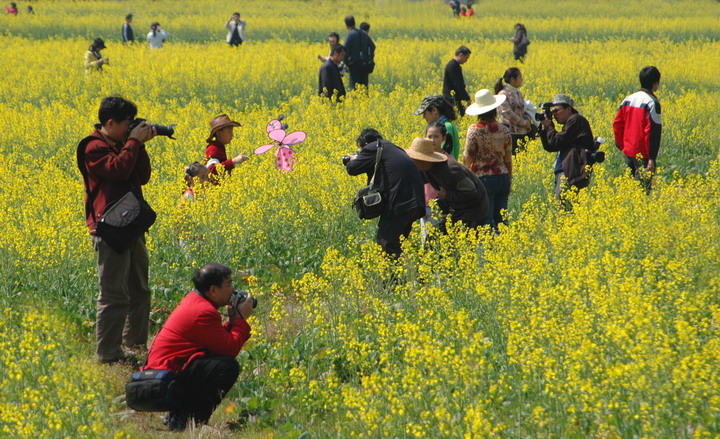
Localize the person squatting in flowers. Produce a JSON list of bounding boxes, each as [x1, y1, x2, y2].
[[144, 263, 254, 431]]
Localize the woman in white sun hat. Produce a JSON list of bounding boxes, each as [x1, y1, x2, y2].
[[463, 89, 512, 230]]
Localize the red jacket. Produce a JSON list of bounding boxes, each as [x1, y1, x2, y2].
[[205, 141, 235, 176], [81, 129, 151, 232], [613, 89, 662, 160], [144, 291, 251, 373]]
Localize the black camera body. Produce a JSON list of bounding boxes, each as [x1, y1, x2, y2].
[[535, 102, 553, 121], [231, 290, 258, 309], [586, 137, 606, 166], [342, 155, 351, 166], [128, 118, 177, 140]]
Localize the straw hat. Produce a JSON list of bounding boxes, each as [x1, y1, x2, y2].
[[406, 137, 448, 163], [207, 114, 241, 142], [465, 89, 506, 116]]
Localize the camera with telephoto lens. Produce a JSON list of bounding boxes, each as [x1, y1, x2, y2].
[[585, 137, 606, 166], [535, 102, 553, 121], [231, 290, 258, 309], [128, 118, 177, 140]]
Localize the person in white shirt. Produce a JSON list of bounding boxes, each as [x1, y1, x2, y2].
[[147, 22, 168, 49], [225, 12, 246, 47]]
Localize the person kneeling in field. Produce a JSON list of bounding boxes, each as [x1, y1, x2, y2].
[[406, 137, 488, 230], [141, 263, 254, 431]]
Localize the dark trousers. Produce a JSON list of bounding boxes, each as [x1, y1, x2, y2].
[[171, 356, 240, 425], [348, 66, 369, 91], [479, 174, 511, 229], [376, 212, 418, 256], [623, 155, 652, 193]]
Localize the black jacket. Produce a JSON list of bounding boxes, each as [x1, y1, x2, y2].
[[346, 140, 425, 219], [344, 28, 375, 71], [443, 59, 470, 103], [318, 59, 346, 99], [540, 112, 595, 174], [423, 156, 488, 224]]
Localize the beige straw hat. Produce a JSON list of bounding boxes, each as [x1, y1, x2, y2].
[[465, 89, 507, 116], [406, 137, 448, 163]]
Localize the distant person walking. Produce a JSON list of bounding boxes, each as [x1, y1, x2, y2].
[[319, 44, 347, 100], [147, 22, 167, 49], [122, 14, 135, 44], [5, 2, 17, 15], [343, 15, 376, 91], [613, 66, 662, 192], [84, 38, 107, 73], [226, 12, 246, 47], [443, 46, 472, 117], [495, 67, 534, 154], [463, 89, 513, 230], [509, 23, 530, 63]]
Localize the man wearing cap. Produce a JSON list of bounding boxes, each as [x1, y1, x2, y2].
[[613, 66, 662, 192], [85, 38, 108, 73], [143, 263, 254, 431], [539, 93, 596, 200], [344, 129, 425, 256], [443, 46, 472, 117], [204, 114, 249, 181], [406, 137, 488, 229], [318, 44, 347, 100]]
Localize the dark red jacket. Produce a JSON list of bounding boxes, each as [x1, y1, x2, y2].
[[144, 291, 251, 373], [81, 129, 151, 232], [205, 141, 235, 176]]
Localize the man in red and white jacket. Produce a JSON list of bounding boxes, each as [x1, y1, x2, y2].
[[144, 263, 254, 431], [613, 66, 662, 190]]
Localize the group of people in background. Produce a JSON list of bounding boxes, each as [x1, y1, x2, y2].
[[118, 13, 168, 48], [4, 2, 33, 15]]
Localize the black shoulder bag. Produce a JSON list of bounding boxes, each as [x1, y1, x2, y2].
[[353, 141, 385, 220], [77, 135, 157, 253], [125, 369, 183, 412]]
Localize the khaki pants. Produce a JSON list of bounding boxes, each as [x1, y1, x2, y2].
[[93, 235, 151, 362]]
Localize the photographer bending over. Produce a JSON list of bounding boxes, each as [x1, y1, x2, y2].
[[539, 94, 596, 202], [143, 263, 254, 431]]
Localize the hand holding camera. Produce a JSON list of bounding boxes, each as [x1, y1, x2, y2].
[[129, 120, 156, 143], [229, 290, 257, 320]]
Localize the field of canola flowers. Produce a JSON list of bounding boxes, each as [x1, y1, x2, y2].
[[1, 0, 719, 437]]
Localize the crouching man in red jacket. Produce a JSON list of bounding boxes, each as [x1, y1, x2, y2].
[[144, 263, 254, 431]]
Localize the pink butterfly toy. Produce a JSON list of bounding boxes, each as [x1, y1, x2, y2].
[[254, 115, 307, 172]]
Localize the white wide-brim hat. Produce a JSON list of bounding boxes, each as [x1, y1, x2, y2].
[[465, 89, 507, 116]]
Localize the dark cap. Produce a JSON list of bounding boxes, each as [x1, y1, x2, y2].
[[93, 38, 106, 50], [413, 94, 445, 116]]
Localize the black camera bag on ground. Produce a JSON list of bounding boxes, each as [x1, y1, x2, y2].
[[77, 135, 157, 253], [353, 142, 384, 220], [125, 369, 181, 412]]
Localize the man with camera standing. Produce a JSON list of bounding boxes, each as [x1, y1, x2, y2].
[[539, 94, 596, 201], [343, 15, 375, 91], [77, 96, 156, 365], [143, 263, 254, 431], [344, 129, 425, 256]]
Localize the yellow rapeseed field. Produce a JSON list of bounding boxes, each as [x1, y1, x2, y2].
[[1, 0, 719, 437]]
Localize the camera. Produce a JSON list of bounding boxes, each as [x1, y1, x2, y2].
[[585, 137, 606, 166], [128, 118, 177, 140], [535, 102, 553, 121], [231, 290, 258, 309], [342, 155, 351, 166]]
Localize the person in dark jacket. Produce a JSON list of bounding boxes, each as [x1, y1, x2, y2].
[[318, 44, 346, 100], [343, 15, 376, 91], [406, 137, 487, 229], [345, 129, 425, 256], [77, 96, 156, 364], [122, 14, 134, 44], [510, 23, 529, 62], [143, 263, 254, 431], [443, 46, 472, 117], [540, 94, 596, 201]]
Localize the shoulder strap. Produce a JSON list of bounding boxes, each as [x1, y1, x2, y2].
[[368, 141, 384, 186]]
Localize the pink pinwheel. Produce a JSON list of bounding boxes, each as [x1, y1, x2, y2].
[[254, 116, 307, 172]]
